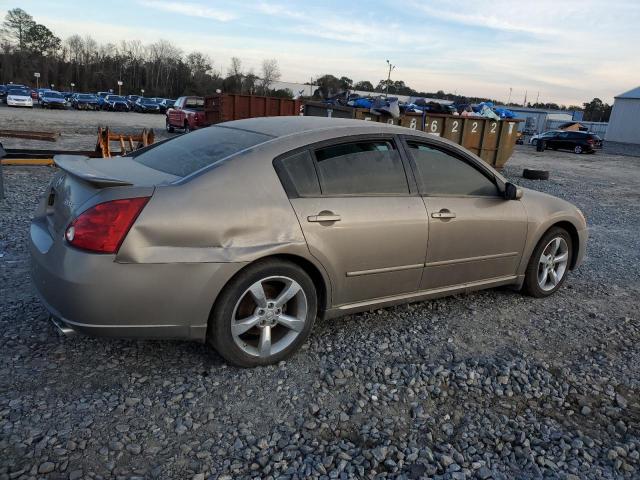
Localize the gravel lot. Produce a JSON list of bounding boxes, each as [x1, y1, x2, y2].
[[1, 128, 639, 479], [0, 104, 169, 151]]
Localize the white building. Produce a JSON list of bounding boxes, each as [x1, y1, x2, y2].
[[605, 87, 640, 145]]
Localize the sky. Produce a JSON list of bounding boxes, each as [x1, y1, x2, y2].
[[5, 0, 640, 105]]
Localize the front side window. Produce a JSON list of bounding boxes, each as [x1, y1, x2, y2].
[[314, 140, 409, 195], [406, 142, 498, 197]]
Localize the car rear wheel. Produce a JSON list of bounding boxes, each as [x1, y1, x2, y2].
[[522, 227, 572, 298], [574, 145, 583, 154], [209, 260, 317, 367]]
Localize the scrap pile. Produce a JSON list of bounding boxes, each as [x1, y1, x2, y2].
[[322, 92, 517, 121]]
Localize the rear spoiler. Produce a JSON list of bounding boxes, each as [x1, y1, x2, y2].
[[54, 155, 133, 187]]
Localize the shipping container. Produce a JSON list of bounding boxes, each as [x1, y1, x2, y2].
[[204, 94, 302, 125]]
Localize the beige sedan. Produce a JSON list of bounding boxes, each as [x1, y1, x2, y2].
[[30, 117, 587, 367]]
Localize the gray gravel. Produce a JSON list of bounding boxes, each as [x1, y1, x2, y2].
[[1, 146, 639, 480]]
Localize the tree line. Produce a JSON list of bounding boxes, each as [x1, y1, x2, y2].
[[0, 8, 287, 98], [0, 8, 610, 120]]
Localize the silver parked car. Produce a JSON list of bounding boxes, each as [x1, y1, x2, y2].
[[30, 117, 587, 367]]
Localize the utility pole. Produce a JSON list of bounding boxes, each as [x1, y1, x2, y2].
[[507, 87, 512, 105], [523, 90, 528, 107], [385, 59, 395, 98], [535, 91, 540, 105]]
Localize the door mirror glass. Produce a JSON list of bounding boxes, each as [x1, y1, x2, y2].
[[504, 182, 523, 200]]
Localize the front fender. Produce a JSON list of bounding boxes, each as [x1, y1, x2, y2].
[[517, 188, 587, 275]]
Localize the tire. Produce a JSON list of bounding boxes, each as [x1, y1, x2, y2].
[[165, 119, 174, 133], [574, 145, 583, 154], [522, 227, 572, 298], [209, 260, 317, 367], [531, 139, 538, 146], [184, 122, 191, 133], [523, 168, 549, 180]]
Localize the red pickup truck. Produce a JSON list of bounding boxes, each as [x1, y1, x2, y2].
[[165, 96, 207, 133]]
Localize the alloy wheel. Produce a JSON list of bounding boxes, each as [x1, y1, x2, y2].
[[537, 237, 569, 291], [231, 276, 308, 359], [574, 145, 583, 154]]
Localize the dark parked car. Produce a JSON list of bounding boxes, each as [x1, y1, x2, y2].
[[0, 85, 7, 102], [40, 91, 68, 109], [133, 97, 161, 113], [72, 93, 99, 110], [157, 98, 175, 114], [96, 91, 112, 109], [103, 95, 130, 112], [126, 95, 141, 108], [541, 131, 603, 154]]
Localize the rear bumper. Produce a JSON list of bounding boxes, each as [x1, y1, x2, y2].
[[30, 219, 244, 341]]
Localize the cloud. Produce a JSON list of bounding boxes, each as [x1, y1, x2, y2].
[[137, 0, 237, 22]]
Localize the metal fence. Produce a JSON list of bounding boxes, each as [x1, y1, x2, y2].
[[546, 119, 608, 136]]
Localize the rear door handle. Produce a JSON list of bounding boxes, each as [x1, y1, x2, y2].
[[307, 213, 341, 223], [431, 209, 456, 219]]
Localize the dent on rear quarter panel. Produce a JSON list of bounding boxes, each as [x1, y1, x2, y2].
[[117, 144, 309, 264]]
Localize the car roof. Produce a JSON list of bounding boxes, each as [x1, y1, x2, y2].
[[220, 116, 403, 138]]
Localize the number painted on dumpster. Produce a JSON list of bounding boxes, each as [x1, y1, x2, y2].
[[490, 122, 497, 134], [430, 121, 438, 133], [452, 120, 459, 133], [472, 121, 478, 133], [409, 118, 417, 129]]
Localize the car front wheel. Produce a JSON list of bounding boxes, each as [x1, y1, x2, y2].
[[165, 119, 174, 133], [209, 260, 317, 367], [574, 145, 583, 154], [522, 227, 572, 297]]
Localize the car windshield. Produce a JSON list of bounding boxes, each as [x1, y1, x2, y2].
[[78, 94, 96, 100], [184, 97, 204, 110], [140, 98, 156, 104], [8, 89, 29, 96], [132, 126, 273, 177], [44, 92, 64, 99], [109, 96, 126, 101]]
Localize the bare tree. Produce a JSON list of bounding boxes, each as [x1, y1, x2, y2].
[[259, 58, 280, 95]]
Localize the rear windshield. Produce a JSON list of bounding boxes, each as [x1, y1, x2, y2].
[[132, 126, 273, 177], [185, 97, 204, 110]]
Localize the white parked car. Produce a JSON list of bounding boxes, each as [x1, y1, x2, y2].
[[6, 88, 33, 108]]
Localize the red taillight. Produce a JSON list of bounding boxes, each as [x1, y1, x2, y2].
[[587, 138, 594, 144], [65, 197, 150, 253]]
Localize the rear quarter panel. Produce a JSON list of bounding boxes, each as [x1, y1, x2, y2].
[[118, 139, 333, 309]]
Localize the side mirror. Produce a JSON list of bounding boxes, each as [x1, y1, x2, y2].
[[504, 182, 523, 200]]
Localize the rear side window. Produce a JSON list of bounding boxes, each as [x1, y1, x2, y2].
[[407, 142, 498, 197], [275, 150, 321, 197], [314, 141, 409, 195], [133, 126, 273, 177]]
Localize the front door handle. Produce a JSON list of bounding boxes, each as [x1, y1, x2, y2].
[[431, 209, 456, 219], [307, 212, 341, 223]]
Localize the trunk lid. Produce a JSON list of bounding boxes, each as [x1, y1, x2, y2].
[[46, 155, 178, 235]]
